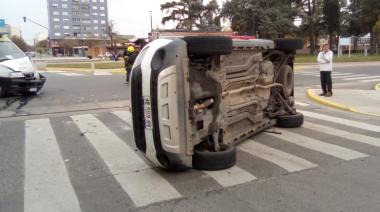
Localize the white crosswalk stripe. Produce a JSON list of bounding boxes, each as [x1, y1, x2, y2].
[[93, 71, 113, 76], [303, 122, 380, 148], [333, 74, 368, 79], [342, 76, 380, 81], [360, 78, 380, 82], [24, 119, 81, 212], [57, 72, 86, 76], [331, 73, 354, 76], [71, 114, 182, 207], [238, 140, 317, 172], [112, 110, 133, 130], [298, 109, 380, 132], [267, 129, 368, 160], [295, 101, 310, 106], [203, 166, 257, 187]]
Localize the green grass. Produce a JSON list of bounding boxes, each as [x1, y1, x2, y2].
[[47, 62, 124, 69], [295, 54, 380, 63]]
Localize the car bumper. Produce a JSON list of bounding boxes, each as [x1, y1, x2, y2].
[[0, 73, 46, 94]]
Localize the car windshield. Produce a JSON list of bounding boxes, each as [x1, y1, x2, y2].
[[0, 41, 26, 61]]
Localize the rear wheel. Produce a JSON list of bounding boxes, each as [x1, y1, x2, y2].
[[276, 65, 294, 97], [183, 36, 233, 56], [274, 39, 304, 51], [193, 144, 236, 170], [276, 112, 304, 128]]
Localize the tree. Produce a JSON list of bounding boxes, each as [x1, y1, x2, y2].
[[360, 0, 380, 54], [105, 20, 118, 55], [59, 39, 79, 56], [221, 0, 298, 38], [322, 0, 341, 47], [161, 0, 221, 31], [11, 36, 28, 52]]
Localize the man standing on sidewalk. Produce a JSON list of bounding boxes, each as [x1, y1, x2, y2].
[[317, 44, 334, 97]]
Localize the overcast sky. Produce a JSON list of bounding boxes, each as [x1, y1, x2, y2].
[[0, 0, 225, 44]]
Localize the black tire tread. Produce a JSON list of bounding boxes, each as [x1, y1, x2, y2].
[[193, 145, 236, 170], [276, 112, 304, 128]]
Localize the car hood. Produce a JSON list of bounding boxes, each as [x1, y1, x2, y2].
[[0, 57, 34, 73]]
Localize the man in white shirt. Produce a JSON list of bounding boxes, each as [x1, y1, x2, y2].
[[317, 44, 334, 97]]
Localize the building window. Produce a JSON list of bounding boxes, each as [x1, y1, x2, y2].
[[81, 0, 89, 2], [73, 32, 81, 37], [63, 25, 70, 30], [73, 25, 81, 30], [99, 0, 104, 2], [82, 19, 91, 24], [100, 13, 105, 17], [93, 12, 98, 16], [52, 11, 59, 15], [63, 18, 69, 22], [54, 25, 60, 30], [93, 20, 98, 24], [53, 18, 60, 22], [93, 26, 99, 30], [51, 3, 58, 9], [64, 33, 70, 37], [92, 6, 98, 10], [94, 33, 99, 37], [62, 11, 69, 16], [54, 32, 61, 36], [92, 0, 97, 2], [101, 20, 106, 24], [83, 12, 90, 17], [62, 4, 68, 9], [100, 6, 105, 10]]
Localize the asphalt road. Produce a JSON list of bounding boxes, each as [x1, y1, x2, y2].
[[1, 64, 380, 212]]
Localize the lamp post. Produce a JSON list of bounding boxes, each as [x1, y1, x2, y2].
[[149, 11, 153, 35]]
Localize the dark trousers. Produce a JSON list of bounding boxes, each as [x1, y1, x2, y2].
[[126, 67, 131, 82], [320, 71, 332, 93]]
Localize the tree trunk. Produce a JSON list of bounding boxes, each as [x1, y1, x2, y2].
[[370, 28, 376, 55], [308, 0, 316, 55]]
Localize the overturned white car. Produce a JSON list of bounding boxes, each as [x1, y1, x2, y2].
[[130, 36, 304, 170]]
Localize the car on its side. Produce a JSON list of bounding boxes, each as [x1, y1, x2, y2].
[[0, 34, 46, 97], [130, 36, 304, 170]]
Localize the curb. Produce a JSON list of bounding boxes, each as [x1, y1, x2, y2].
[[375, 83, 380, 91], [306, 89, 380, 117]]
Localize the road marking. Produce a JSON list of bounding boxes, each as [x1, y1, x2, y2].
[[24, 119, 81, 212], [112, 110, 133, 126], [331, 73, 353, 76], [267, 129, 368, 160], [238, 141, 317, 172], [71, 114, 182, 207], [360, 78, 380, 82], [303, 122, 380, 148], [342, 76, 380, 81], [298, 110, 380, 133], [58, 73, 86, 76], [333, 74, 368, 79], [93, 71, 112, 76], [295, 101, 310, 106], [203, 166, 257, 187]]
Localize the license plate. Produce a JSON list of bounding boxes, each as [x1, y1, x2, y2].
[[29, 88, 37, 92], [143, 96, 152, 129]]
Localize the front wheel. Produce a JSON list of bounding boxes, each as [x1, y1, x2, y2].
[[192, 144, 236, 170], [276, 112, 304, 128]]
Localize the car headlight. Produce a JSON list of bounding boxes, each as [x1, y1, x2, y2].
[[9, 72, 25, 78]]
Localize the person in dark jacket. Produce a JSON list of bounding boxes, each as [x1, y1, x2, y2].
[[123, 46, 138, 84]]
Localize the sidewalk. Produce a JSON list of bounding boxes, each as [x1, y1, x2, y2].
[[307, 84, 380, 117]]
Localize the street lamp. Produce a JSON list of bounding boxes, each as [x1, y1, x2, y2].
[[149, 11, 153, 35]]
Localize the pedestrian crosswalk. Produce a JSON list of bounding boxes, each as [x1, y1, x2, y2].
[[2, 109, 380, 211], [38, 70, 123, 77], [296, 71, 380, 83]]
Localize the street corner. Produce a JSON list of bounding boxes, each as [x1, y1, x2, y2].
[[307, 88, 380, 117]]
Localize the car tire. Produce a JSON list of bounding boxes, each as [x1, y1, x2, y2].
[[274, 39, 304, 51], [183, 36, 233, 56], [0, 85, 4, 98], [192, 144, 236, 170], [276, 65, 294, 97], [276, 112, 304, 128]]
